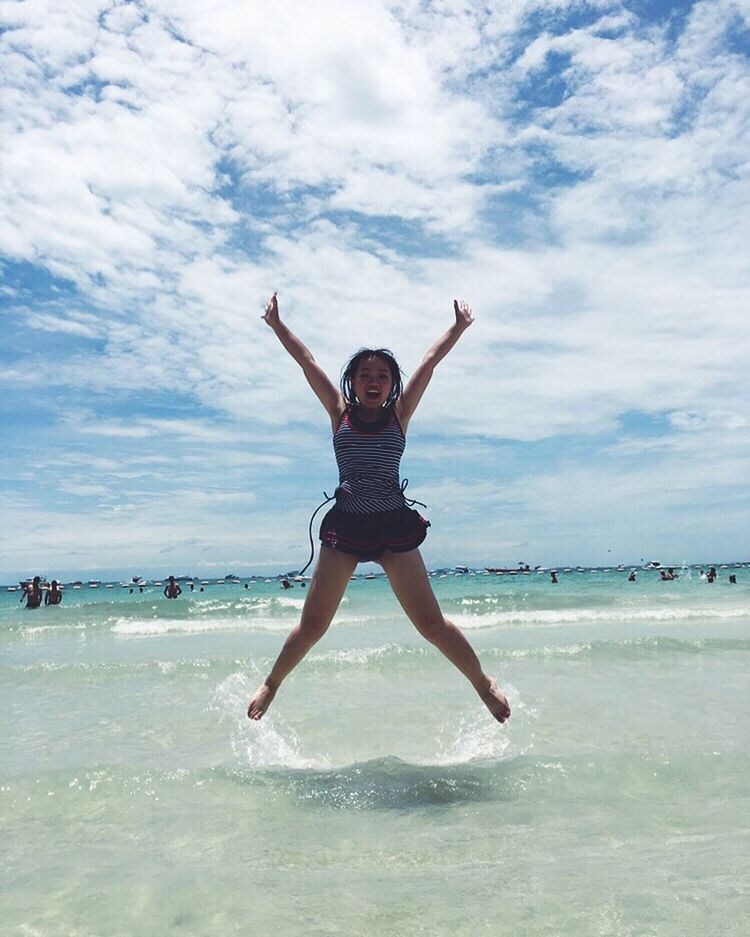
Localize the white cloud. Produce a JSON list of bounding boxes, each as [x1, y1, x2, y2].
[[1, 0, 749, 572]]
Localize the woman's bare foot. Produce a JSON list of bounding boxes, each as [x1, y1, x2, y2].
[[477, 676, 511, 723], [247, 682, 277, 720]]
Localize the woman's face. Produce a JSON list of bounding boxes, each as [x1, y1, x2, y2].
[[354, 355, 393, 409]]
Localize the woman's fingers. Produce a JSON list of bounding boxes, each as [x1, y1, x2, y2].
[[262, 292, 278, 322], [454, 299, 474, 325]]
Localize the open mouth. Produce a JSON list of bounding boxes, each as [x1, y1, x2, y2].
[[366, 389, 380, 400]]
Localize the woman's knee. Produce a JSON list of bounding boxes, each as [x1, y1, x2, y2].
[[299, 616, 331, 642], [413, 615, 448, 642]]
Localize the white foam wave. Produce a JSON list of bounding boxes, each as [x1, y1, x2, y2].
[[111, 616, 292, 636], [308, 643, 409, 666], [276, 596, 305, 609], [449, 605, 750, 629], [20, 623, 86, 636], [188, 598, 271, 615]]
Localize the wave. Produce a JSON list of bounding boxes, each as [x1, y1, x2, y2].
[[2, 657, 233, 678], [5, 633, 747, 684], [307, 636, 750, 665], [449, 605, 750, 629], [110, 616, 296, 636]]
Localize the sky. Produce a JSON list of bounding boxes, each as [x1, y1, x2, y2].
[[1, 0, 749, 581]]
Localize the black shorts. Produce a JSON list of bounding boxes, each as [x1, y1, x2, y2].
[[320, 506, 429, 562]]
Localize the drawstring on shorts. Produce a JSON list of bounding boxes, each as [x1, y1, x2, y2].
[[297, 478, 426, 577]]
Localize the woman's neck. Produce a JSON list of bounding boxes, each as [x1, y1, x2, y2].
[[353, 402, 384, 423]]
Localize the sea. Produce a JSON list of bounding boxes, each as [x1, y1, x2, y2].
[[2, 565, 749, 936]]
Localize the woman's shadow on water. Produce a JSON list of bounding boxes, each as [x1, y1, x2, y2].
[[222, 756, 525, 811]]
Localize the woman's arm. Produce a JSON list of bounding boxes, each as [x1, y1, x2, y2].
[[396, 300, 474, 432], [262, 293, 344, 424]]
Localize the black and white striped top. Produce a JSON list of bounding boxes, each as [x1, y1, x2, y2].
[[333, 406, 407, 513]]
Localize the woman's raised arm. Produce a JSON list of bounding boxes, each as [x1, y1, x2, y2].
[[396, 299, 474, 432], [262, 293, 344, 424]]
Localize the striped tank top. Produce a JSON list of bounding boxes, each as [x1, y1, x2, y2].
[[333, 406, 407, 513]]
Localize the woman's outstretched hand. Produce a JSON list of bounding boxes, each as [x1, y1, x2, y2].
[[262, 292, 280, 328], [453, 299, 474, 331]]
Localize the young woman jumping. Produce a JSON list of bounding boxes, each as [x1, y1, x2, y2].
[[247, 294, 511, 724]]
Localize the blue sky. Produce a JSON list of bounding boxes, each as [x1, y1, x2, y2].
[[1, 0, 749, 581]]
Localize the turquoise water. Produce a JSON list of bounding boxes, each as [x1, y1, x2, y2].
[[2, 568, 749, 935]]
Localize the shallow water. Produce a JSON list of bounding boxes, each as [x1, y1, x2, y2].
[[2, 570, 749, 935]]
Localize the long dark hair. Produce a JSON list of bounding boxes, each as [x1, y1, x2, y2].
[[340, 348, 403, 409]]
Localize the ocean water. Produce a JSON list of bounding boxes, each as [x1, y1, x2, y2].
[[2, 567, 749, 936]]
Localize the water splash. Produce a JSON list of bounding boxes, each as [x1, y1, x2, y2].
[[209, 671, 330, 770], [431, 683, 528, 765]]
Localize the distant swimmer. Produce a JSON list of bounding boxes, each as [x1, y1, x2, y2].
[[163, 576, 182, 599], [19, 576, 43, 610], [247, 292, 511, 725], [628, 570, 637, 582], [280, 578, 293, 590], [707, 567, 717, 583], [729, 574, 737, 584], [550, 570, 558, 584], [45, 580, 63, 605]]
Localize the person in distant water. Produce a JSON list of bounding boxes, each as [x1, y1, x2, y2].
[[189, 582, 195, 592], [707, 567, 717, 583], [20, 576, 43, 609], [164, 576, 182, 599], [247, 293, 511, 725], [699, 569, 707, 581], [729, 574, 737, 584], [280, 578, 293, 590], [627, 570, 637, 582], [550, 570, 558, 584], [45, 580, 63, 605]]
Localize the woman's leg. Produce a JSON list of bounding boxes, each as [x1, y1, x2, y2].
[[378, 549, 511, 723], [247, 546, 358, 720]]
